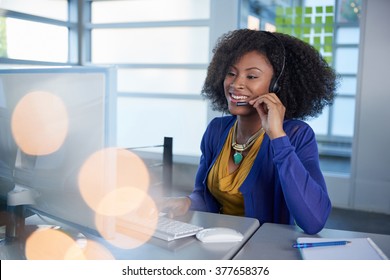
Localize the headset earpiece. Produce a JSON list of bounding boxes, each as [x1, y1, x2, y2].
[[269, 78, 280, 93], [263, 31, 285, 94]]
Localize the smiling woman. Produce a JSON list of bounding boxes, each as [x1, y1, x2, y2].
[[162, 28, 338, 235]]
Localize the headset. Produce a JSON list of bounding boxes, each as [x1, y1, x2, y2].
[[263, 31, 286, 93]]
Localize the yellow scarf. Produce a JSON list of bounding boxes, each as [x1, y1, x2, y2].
[[207, 121, 265, 215]]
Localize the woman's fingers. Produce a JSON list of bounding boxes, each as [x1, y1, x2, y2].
[[249, 93, 286, 139], [157, 197, 191, 218]]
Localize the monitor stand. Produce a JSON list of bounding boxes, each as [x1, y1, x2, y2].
[[3, 188, 87, 259], [3, 209, 88, 260], [6, 186, 36, 240]]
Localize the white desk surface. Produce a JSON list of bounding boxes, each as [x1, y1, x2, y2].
[[233, 223, 390, 260], [0, 211, 260, 260]]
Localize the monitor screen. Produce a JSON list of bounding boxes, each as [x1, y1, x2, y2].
[[0, 67, 117, 236]]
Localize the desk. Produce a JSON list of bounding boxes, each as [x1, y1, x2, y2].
[[0, 211, 260, 260], [233, 223, 390, 260]]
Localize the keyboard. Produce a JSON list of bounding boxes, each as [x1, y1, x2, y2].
[[116, 214, 204, 242]]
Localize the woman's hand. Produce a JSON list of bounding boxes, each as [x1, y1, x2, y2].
[[249, 93, 287, 139], [157, 196, 191, 218]]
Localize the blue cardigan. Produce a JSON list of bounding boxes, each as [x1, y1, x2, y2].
[[188, 115, 331, 234]]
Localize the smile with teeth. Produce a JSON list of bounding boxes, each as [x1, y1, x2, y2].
[[231, 94, 248, 101]]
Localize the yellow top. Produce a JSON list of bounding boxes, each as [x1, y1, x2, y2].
[[207, 121, 265, 215]]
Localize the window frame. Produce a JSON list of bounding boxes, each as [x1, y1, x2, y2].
[[0, 0, 78, 66]]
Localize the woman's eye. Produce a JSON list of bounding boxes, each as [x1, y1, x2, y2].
[[247, 75, 257, 79], [227, 72, 236, 77]]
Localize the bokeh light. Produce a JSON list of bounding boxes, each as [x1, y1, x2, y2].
[[78, 147, 156, 248], [11, 91, 69, 156], [97, 186, 148, 217], [78, 148, 150, 216], [96, 192, 159, 249], [25, 227, 82, 260], [25, 227, 116, 260]]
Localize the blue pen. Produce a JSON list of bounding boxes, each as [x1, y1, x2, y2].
[[292, 240, 351, 248]]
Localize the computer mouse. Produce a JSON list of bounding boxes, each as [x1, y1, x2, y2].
[[196, 227, 243, 243]]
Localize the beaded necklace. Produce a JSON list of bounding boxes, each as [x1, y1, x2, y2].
[[231, 121, 264, 165]]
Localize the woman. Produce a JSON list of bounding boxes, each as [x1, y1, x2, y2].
[[163, 29, 337, 234]]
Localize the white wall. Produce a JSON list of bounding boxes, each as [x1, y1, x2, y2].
[[326, 0, 390, 214], [350, 0, 390, 214]]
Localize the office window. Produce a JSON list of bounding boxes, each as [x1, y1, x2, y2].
[[89, 0, 211, 159], [117, 69, 206, 95], [4, 18, 68, 63], [305, 107, 330, 135], [246, 0, 362, 173], [91, 0, 210, 23], [0, 0, 67, 21], [1, 0, 211, 160], [332, 97, 355, 137], [337, 27, 360, 44], [117, 97, 207, 157], [335, 48, 359, 74], [0, 0, 73, 65], [338, 76, 357, 96], [92, 27, 209, 64]]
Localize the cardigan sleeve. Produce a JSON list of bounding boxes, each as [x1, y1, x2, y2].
[[271, 125, 331, 234], [188, 153, 208, 211]]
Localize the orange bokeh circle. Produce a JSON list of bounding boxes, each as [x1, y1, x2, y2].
[[78, 148, 150, 216], [95, 191, 159, 249], [25, 227, 116, 260], [25, 227, 82, 260], [11, 91, 69, 156]]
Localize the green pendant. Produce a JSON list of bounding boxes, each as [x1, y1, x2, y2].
[[233, 151, 243, 165]]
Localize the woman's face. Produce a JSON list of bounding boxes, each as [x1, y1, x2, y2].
[[224, 51, 274, 115]]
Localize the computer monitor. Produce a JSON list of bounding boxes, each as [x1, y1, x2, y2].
[[0, 106, 17, 211], [0, 67, 117, 237]]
